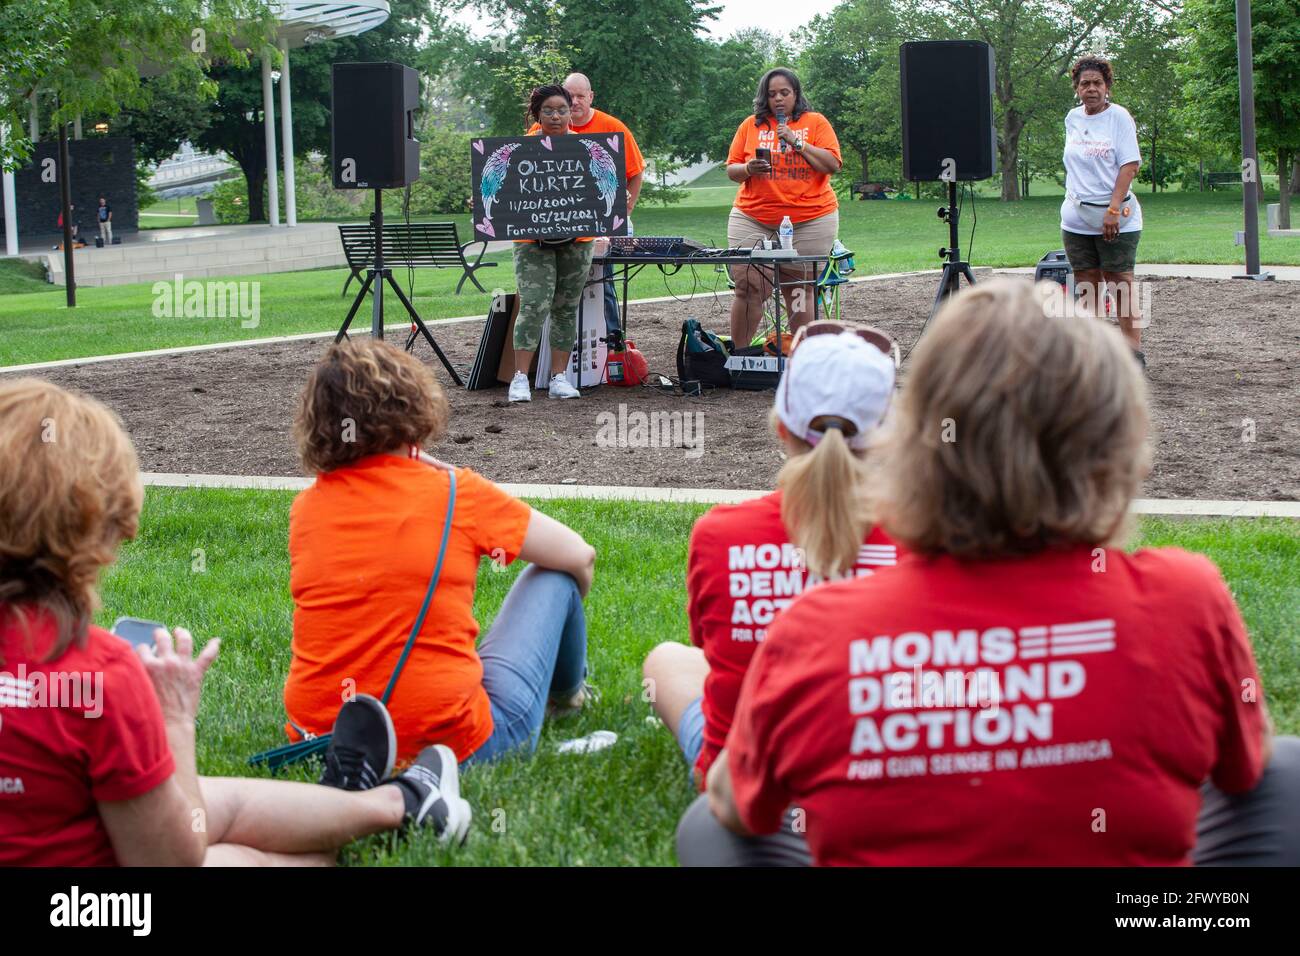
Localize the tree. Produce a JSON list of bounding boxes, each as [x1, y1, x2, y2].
[[906, 0, 1146, 201], [1113, 15, 1188, 193], [2, 0, 272, 167], [467, 2, 580, 134], [1014, 107, 1067, 195], [797, 0, 904, 183], [1178, 0, 1300, 227], [459, 0, 721, 149], [0, 0, 71, 170], [116, 75, 213, 166], [669, 34, 775, 163]]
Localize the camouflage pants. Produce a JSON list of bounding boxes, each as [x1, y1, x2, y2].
[[512, 241, 595, 352]]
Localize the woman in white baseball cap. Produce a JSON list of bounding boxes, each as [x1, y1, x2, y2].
[[642, 321, 902, 866]]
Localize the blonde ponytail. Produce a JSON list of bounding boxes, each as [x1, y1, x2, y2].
[[774, 410, 872, 580]]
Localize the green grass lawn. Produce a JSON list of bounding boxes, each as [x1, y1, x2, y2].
[[684, 164, 731, 188], [0, 258, 52, 295], [139, 197, 199, 229], [3, 190, 1298, 367], [676, 184, 740, 207], [99, 488, 1299, 866]]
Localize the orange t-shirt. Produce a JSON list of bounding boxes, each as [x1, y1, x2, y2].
[[727, 111, 841, 224], [284, 455, 532, 763], [526, 108, 646, 180]]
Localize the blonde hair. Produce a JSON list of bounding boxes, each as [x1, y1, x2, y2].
[[872, 279, 1149, 558], [0, 379, 141, 661], [295, 339, 450, 474], [771, 408, 874, 579]]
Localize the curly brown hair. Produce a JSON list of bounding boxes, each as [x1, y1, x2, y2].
[[1071, 55, 1114, 89], [869, 279, 1149, 559], [294, 339, 450, 474], [0, 379, 142, 662]]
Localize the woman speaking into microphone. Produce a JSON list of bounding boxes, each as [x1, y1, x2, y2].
[[725, 68, 843, 346]]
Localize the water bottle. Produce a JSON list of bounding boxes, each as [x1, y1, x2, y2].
[[778, 216, 794, 251]]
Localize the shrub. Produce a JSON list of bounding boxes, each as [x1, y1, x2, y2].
[[210, 177, 249, 224], [405, 128, 474, 216]]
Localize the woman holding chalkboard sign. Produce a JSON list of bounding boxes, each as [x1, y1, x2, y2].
[[508, 84, 595, 403]]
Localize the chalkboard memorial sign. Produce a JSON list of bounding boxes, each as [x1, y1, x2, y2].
[[470, 133, 629, 242]]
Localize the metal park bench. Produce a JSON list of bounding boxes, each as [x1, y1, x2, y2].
[[850, 180, 895, 200], [337, 221, 496, 297], [1203, 172, 1240, 190]]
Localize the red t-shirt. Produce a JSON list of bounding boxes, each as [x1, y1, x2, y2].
[[727, 545, 1267, 866], [0, 611, 175, 866], [687, 491, 901, 788]]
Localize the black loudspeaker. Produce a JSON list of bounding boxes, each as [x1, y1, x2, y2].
[[900, 40, 997, 182], [331, 62, 421, 189]]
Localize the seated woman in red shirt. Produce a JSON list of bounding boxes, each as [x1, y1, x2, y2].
[[692, 279, 1299, 866], [643, 323, 902, 866], [285, 339, 597, 773], [0, 380, 463, 866]]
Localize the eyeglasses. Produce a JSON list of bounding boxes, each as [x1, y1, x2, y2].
[[540, 107, 570, 118], [790, 321, 899, 367]]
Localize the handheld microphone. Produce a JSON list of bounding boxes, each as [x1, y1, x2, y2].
[[776, 110, 787, 152]]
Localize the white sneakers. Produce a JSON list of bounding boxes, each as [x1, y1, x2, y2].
[[508, 371, 531, 402], [548, 374, 580, 399], [508, 371, 581, 401]]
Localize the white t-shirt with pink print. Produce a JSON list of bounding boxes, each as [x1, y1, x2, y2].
[[1061, 103, 1143, 235]]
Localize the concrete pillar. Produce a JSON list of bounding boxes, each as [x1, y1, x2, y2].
[[74, 114, 82, 139], [2, 123, 18, 255], [261, 51, 280, 226], [278, 37, 297, 227]]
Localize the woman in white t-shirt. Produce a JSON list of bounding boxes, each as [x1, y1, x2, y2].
[[1061, 56, 1146, 369]]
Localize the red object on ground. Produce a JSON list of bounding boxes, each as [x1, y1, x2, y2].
[[606, 341, 648, 386]]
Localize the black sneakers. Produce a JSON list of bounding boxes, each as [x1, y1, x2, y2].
[[392, 744, 472, 845], [319, 694, 397, 791]]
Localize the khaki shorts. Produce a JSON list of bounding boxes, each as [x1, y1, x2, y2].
[[727, 208, 839, 258]]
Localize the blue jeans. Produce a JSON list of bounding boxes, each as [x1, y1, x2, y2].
[[462, 565, 588, 767], [602, 263, 621, 336], [677, 696, 705, 778]]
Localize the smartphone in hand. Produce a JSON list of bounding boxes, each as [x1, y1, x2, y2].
[[755, 147, 772, 166], [112, 616, 166, 650]]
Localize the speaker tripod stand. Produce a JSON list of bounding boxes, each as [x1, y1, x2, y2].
[[336, 188, 463, 387], [929, 180, 976, 320]]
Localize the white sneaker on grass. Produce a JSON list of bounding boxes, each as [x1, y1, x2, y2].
[[392, 744, 472, 846], [548, 373, 580, 399], [508, 371, 531, 403], [556, 730, 618, 755]]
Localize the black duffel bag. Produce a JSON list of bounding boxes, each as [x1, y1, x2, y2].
[[676, 318, 732, 389]]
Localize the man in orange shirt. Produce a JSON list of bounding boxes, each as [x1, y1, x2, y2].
[[555, 73, 644, 212], [530, 72, 645, 335]]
